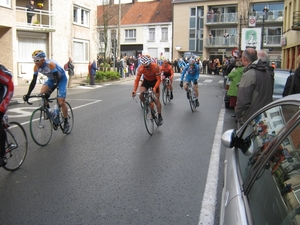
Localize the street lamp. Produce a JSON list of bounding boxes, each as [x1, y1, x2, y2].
[[261, 6, 269, 49]]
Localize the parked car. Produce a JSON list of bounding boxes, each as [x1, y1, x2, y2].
[[224, 69, 292, 108], [220, 94, 300, 225]]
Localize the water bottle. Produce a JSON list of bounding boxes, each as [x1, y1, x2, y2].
[[53, 104, 59, 124], [53, 104, 59, 116]]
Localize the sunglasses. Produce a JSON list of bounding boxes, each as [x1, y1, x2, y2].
[[33, 59, 41, 63]]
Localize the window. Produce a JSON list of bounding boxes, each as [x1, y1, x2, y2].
[[73, 6, 90, 26], [0, 0, 10, 7], [161, 27, 168, 41], [125, 29, 136, 41], [18, 33, 47, 62], [190, 8, 196, 16], [149, 28, 155, 41], [73, 39, 89, 62]]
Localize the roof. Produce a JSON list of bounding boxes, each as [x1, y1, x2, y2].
[[97, 0, 173, 26]]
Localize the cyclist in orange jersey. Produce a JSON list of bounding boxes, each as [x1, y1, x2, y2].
[[160, 59, 174, 99], [132, 55, 163, 126]]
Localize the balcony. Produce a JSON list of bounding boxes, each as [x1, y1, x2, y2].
[[292, 11, 300, 30], [16, 6, 55, 32], [249, 10, 283, 22], [263, 35, 282, 47], [206, 12, 238, 25], [205, 35, 238, 47]]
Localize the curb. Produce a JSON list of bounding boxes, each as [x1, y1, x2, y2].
[[9, 76, 136, 106]]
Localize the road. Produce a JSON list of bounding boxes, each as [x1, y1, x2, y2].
[[0, 74, 236, 225]]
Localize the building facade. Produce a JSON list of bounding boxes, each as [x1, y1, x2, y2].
[[97, 0, 173, 61], [281, 0, 300, 70], [0, 0, 98, 85], [173, 0, 285, 67]]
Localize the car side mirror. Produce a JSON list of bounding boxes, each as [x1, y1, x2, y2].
[[222, 129, 254, 156], [221, 129, 236, 148]]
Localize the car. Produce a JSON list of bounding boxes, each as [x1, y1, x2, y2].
[[273, 69, 293, 100], [220, 94, 300, 225], [224, 69, 292, 108], [183, 51, 199, 59]]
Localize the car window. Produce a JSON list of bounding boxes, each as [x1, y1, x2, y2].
[[237, 104, 300, 224], [274, 72, 289, 96]]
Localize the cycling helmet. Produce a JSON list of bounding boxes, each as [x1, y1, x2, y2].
[[32, 50, 46, 59], [189, 58, 195, 64], [140, 55, 151, 67]]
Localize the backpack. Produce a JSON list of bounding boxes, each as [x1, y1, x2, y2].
[[64, 62, 69, 71]]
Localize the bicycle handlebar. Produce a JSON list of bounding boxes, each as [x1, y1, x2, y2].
[[25, 94, 54, 105]]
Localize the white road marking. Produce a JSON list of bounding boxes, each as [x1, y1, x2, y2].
[[198, 106, 225, 225]]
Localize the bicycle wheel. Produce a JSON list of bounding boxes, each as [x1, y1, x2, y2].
[[152, 103, 160, 126], [4, 122, 28, 171], [143, 102, 154, 135], [189, 90, 196, 113], [162, 85, 168, 105], [30, 108, 52, 146], [59, 102, 74, 134], [140, 100, 144, 109]]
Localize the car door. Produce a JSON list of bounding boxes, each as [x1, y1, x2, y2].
[[235, 103, 300, 225]]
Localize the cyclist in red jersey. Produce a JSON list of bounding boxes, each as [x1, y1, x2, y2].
[[132, 55, 163, 126], [160, 59, 174, 99], [0, 64, 14, 167]]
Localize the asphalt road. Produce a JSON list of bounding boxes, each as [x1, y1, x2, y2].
[[0, 74, 236, 225]]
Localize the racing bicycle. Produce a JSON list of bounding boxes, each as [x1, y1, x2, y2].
[[142, 87, 159, 135], [185, 82, 197, 113], [26, 93, 74, 146], [2, 114, 28, 171], [162, 77, 171, 105]]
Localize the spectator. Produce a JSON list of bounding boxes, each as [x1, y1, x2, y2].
[[257, 50, 275, 93], [26, 0, 35, 24], [283, 55, 300, 97], [90, 60, 98, 85], [227, 60, 244, 117], [271, 62, 276, 69], [67, 57, 75, 88], [209, 32, 214, 45], [202, 58, 208, 74], [235, 48, 273, 126], [173, 58, 180, 73]]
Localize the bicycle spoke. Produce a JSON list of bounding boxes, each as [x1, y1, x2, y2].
[[4, 122, 28, 171], [30, 108, 52, 146]]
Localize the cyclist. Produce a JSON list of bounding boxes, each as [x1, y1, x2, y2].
[[160, 59, 174, 99], [132, 55, 163, 126], [180, 58, 200, 107], [0, 64, 14, 167], [23, 50, 70, 133]]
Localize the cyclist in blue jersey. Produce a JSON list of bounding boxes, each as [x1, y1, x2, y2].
[[180, 58, 200, 107], [23, 50, 70, 133]]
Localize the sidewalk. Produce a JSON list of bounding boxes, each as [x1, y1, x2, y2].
[[10, 75, 135, 105]]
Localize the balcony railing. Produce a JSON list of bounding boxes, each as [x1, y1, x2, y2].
[[205, 36, 238, 47], [265, 35, 281, 46], [292, 11, 300, 30], [206, 12, 238, 24], [16, 6, 55, 31], [249, 10, 283, 22]]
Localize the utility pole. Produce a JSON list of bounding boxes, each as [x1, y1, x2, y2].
[[118, 0, 121, 58]]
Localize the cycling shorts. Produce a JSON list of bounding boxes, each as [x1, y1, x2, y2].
[[44, 75, 67, 98], [141, 79, 160, 93]]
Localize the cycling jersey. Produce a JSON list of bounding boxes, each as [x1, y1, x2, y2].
[[33, 59, 67, 98], [180, 63, 200, 83], [0, 64, 14, 113], [160, 64, 174, 78], [134, 63, 161, 92]]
